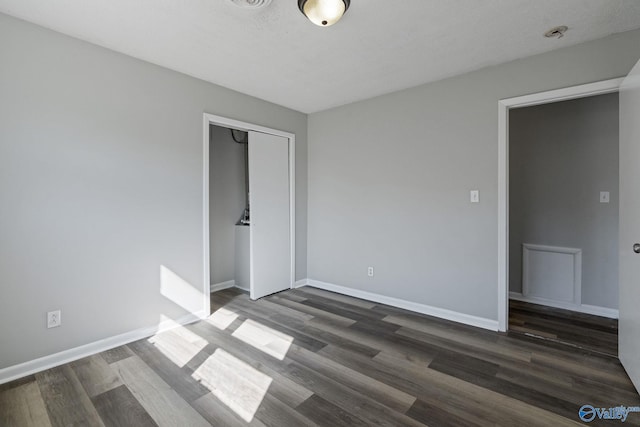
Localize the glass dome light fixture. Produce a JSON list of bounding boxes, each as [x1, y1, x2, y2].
[[298, 0, 350, 27]]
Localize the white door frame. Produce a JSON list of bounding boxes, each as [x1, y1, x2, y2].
[[497, 78, 623, 332], [203, 113, 296, 316]]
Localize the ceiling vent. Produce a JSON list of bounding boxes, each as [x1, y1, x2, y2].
[[226, 0, 272, 9], [544, 26, 568, 39]]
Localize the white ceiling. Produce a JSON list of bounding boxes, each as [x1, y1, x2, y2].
[[1, 0, 640, 113]]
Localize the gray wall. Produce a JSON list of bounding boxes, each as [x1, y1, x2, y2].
[[509, 94, 619, 309], [307, 29, 640, 321], [209, 125, 246, 285], [0, 13, 307, 369]]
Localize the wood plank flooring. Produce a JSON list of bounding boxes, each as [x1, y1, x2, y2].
[[509, 299, 619, 357], [1, 287, 638, 426]]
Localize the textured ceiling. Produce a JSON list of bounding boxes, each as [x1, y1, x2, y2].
[[1, 1, 640, 113]]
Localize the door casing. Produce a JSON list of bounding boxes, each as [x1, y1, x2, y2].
[[497, 78, 623, 332]]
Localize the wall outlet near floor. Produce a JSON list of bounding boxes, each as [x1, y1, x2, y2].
[[367, 267, 374, 277], [47, 310, 61, 328]]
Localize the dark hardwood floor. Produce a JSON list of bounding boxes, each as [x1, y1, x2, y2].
[[1, 287, 638, 426], [509, 299, 619, 357]]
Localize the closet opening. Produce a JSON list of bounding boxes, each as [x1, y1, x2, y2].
[[202, 114, 295, 316]]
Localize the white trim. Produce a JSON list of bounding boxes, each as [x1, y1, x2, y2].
[[203, 116, 211, 318], [289, 135, 296, 293], [581, 304, 619, 319], [234, 284, 250, 292], [509, 292, 618, 319], [294, 279, 308, 288], [498, 97, 509, 332], [499, 78, 625, 109], [307, 279, 499, 331], [497, 77, 623, 332], [0, 310, 206, 385], [522, 244, 582, 307], [210, 280, 236, 293], [203, 113, 296, 311]]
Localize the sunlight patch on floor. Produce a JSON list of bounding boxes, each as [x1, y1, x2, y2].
[[149, 318, 208, 368], [231, 318, 293, 360], [207, 307, 239, 330], [192, 348, 272, 422]]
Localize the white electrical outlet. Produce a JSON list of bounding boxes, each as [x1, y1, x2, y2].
[[470, 190, 480, 203], [367, 267, 374, 277], [47, 310, 61, 329], [600, 191, 610, 203]]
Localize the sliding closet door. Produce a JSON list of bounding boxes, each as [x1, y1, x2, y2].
[[248, 131, 291, 300]]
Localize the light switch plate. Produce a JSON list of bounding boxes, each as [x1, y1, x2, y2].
[[600, 191, 610, 203], [470, 190, 480, 203]]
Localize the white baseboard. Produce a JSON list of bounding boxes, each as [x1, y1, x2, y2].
[[0, 309, 206, 385], [306, 279, 499, 331], [509, 292, 619, 319], [210, 280, 235, 293], [294, 279, 308, 288], [231, 280, 306, 296]]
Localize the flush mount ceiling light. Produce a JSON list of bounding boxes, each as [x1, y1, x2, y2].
[[298, 0, 350, 27]]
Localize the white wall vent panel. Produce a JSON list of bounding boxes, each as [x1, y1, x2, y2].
[[522, 244, 582, 307]]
